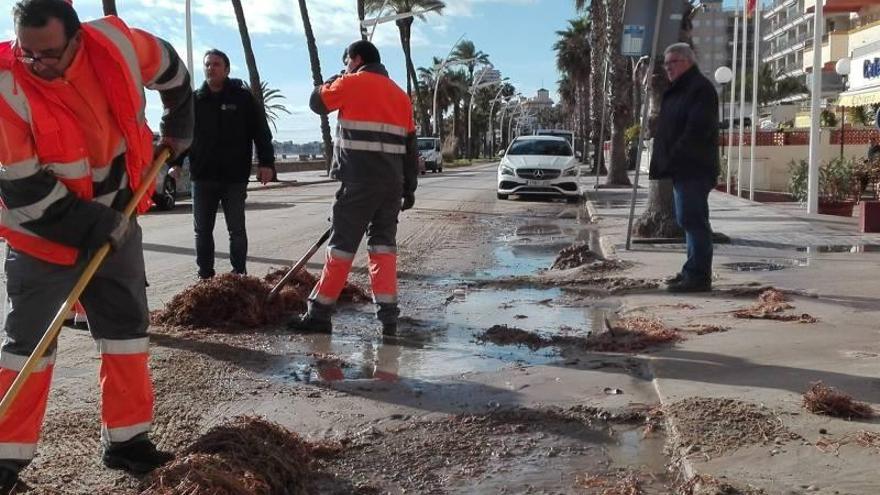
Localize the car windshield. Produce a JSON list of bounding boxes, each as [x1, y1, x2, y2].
[[508, 139, 572, 156], [417, 139, 436, 151]]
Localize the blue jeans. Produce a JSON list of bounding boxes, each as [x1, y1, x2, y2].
[[672, 178, 714, 282], [192, 181, 248, 277]]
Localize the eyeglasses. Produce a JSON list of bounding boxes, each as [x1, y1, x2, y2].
[[663, 59, 687, 68], [13, 38, 72, 66]]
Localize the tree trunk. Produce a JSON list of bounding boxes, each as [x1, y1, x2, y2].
[[397, 18, 430, 135], [298, 0, 334, 173], [605, 0, 631, 186], [357, 0, 367, 41], [588, 1, 607, 175], [102, 0, 117, 16], [230, 0, 263, 108], [452, 101, 461, 158]]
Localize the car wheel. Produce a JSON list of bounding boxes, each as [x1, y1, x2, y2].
[[497, 193, 508, 200], [438, 166, 443, 173], [153, 176, 176, 211]]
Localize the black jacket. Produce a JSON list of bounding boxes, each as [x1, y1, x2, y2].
[[649, 66, 719, 182], [189, 78, 275, 183]]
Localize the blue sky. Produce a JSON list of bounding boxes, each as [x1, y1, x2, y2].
[[1, 0, 582, 143]]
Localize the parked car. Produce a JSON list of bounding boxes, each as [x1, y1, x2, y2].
[[417, 137, 442, 173], [152, 156, 191, 211], [496, 136, 580, 203]]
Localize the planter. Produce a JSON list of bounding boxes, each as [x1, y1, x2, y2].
[[818, 200, 855, 217]]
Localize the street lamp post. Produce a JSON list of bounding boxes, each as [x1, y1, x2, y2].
[[467, 69, 502, 158], [806, 0, 825, 214], [714, 66, 733, 191], [185, 0, 194, 89], [835, 57, 851, 161], [488, 83, 510, 157], [431, 35, 468, 137]]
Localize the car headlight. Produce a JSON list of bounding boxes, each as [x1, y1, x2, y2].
[[562, 167, 578, 177], [500, 165, 515, 176]]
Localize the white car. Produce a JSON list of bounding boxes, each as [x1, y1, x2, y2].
[[496, 136, 581, 202], [417, 137, 442, 173]]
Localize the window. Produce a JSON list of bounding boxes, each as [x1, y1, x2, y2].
[[715, 19, 725, 27], [693, 19, 701, 27], [508, 139, 573, 157], [693, 36, 701, 45]]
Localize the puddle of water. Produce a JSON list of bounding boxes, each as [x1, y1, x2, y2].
[[270, 287, 606, 384], [722, 258, 809, 271], [445, 423, 668, 494]]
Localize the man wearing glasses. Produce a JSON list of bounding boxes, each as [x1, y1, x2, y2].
[[649, 43, 720, 293], [287, 40, 418, 336], [0, 0, 192, 489]]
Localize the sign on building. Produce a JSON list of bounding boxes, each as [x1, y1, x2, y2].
[[621, 0, 690, 57]]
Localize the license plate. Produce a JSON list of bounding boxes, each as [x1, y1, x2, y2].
[[527, 180, 548, 186]]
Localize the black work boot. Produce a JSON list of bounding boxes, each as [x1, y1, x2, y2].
[[0, 466, 19, 495], [102, 438, 174, 474], [377, 303, 400, 336], [381, 321, 398, 336], [667, 277, 712, 293], [287, 313, 332, 334]]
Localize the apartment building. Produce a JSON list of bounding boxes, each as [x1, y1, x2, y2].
[[691, 0, 733, 87]]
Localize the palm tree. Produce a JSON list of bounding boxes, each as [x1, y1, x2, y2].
[[298, 0, 334, 172], [604, 0, 632, 186], [365, 0, 446, 135], [230, 0, 264, 107], [451, 39, 491, 158], [554, 17, 591, 163], [248, 82, 291, 133], [357, 0, 368, 41], [102, 0, 117, 15], [588, 0, 607, 174]]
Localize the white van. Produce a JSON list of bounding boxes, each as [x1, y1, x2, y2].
[[417, 137, 442, 173]]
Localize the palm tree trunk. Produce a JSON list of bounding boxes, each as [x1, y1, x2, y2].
[[605, 0, 631, 186], [357, 0, 368, 41], [230, 0, 264, 107], [102, 0, 117, 16], [298, 0, 334, 173], [397, 19, 430, 135], [589, 0, 607, 175]]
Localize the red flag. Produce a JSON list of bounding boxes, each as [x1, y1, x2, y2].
[[747, 0, 757, 17]]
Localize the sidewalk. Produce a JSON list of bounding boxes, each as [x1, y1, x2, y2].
[[587, 186, 880, 494], [246, 169, 336, 192]]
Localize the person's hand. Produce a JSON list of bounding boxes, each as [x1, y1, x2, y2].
[[158, 136, 191, 160], [257, 166, 274, 185], [324, 72, 344, 86], [401, 192, 415, 211], [168, 166, 182, 180]]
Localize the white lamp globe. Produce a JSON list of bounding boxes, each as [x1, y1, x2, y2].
[[714, 66, 733, 84], [835, 57, 851, 76]]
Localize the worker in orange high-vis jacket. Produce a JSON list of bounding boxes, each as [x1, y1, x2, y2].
[[288, 40, 418, 337], [0, 0, 193, 490]]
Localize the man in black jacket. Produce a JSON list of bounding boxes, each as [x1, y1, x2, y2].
[[189, 49, 275, 279], [648, 43, 719, 293]]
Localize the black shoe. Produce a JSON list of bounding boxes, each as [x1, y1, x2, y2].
[[287, 313, 332, 334], [667, 278, 712, 293], [0, 467, 18, 495], [665, 273, 684, 285], [102, 439, 173, 474]]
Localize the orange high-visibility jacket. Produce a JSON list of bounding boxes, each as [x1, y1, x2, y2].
[[0, 16, 192, 265], [310, 63, 419, 194]]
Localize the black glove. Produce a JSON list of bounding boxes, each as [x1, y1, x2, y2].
[[324, 72, 344, 86], [108, 214, 136, 251], [401, 192, 415, 211]]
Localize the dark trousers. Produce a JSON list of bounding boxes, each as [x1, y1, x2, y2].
[[192, 180, 248, 277], [672, 177, 714, 282]]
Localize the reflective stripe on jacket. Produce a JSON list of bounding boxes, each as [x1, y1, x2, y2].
[[310, 63, 419, 194], [0, 16, 192, 265]]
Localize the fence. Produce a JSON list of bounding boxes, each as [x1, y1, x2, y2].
[[721, 129, 879, 147]]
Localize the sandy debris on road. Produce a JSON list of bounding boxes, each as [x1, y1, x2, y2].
[[802, 382, 875, 420], [732, 289, 817, 323], [152, 270, 368, 330], [575, 469, 646, 494], [665, 398, 800, 457], [678, 473, 767, 495]]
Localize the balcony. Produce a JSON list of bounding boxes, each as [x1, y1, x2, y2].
[[802, 31, 850, 71], [804, 0, 877, 14], [849, 19, 880, 51]]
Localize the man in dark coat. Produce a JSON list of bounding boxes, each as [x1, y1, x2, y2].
[[188, 49, 275, 279], [648, 43, 719, 293]]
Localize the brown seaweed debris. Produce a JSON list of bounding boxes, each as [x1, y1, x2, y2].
[[733, 289, 817, 323], [477, 317, 682, 353], [576, 470, 644, 494], [153, 269, 369, 330], [551, 242, 602, 270], [476, 325, 550, 350], [141, 416, 335, 495], [803, 382, 875, 419]]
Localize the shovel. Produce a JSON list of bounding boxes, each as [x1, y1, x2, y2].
[[267, 226, 332, 301], [0, 149, 172, 421]]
